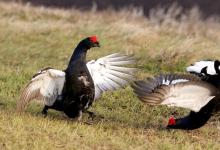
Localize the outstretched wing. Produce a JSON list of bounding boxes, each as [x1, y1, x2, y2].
[[186, 60, 220, 76], [132, 74, 218, 112], [17, 68, 65, 112], [87, 53, 136, 100]]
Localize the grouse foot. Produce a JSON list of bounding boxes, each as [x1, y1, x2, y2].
[[86, 110, 96, 120]]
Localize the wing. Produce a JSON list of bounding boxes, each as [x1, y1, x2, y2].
[[86, 53, 136, 100], [186, 60, 220, 76], [17, 68, 65, 112], [132, 74, 218, 112]]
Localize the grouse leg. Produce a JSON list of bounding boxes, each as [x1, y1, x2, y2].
[[77, 110, 83, 121], [86, 110, 96, 120], [42, 105, 49, 117]]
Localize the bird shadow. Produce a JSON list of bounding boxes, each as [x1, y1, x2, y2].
[[6, 103, 169, 131], [24, 109, 166, 131]]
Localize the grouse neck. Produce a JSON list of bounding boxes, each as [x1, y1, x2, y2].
[[68, 42, 89, 66]]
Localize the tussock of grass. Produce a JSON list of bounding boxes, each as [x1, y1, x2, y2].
[[0, 1, 220, 149]]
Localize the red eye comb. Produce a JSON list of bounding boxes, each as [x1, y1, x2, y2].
[[168, 116, 176, 126], [89, 36, 98, 43]]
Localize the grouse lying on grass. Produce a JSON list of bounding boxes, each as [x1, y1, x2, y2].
[[132, 60, 220, 130], [17, 36, 136, 120]]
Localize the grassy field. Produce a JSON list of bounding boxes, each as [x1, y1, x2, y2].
[[0, 2, 220, 149]]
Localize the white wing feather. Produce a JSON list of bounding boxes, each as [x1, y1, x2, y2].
[[132, 74, 218, 112], [161, 83, 216, 112], [17, 68, 65, 112], [186, 60, 216, 75], [87, 53, 136, 100]]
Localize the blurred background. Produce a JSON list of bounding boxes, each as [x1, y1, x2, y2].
[[5, 0, 220, 18]]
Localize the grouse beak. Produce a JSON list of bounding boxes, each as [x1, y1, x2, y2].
[[94, 41, 100, 47]]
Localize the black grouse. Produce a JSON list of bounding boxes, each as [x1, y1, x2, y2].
[[17, 36, 136, 120], [132, 60, 220, 130]]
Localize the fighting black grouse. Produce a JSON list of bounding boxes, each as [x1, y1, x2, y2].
[[132, 60, 220, 130], [17, 36, 136, 120]]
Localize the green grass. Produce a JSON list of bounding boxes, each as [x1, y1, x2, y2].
[[0, 2, 220, 149]]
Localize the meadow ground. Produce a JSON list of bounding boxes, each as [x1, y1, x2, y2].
[[0, 2, 220, 150]]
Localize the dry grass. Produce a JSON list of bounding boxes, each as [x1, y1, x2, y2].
[[0, 1, 220, 149]]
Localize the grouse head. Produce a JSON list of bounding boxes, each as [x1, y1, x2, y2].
[[79, 36, 100, 50], [166, 116, 186, 129], [167, 116, 176, 128], [68, 36, 100, 63]]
